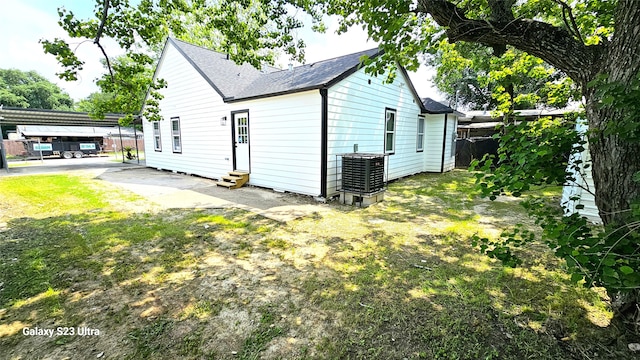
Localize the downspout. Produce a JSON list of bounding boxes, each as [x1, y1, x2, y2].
[[320, 88, 328, 198], [440, 114, 448, 173]]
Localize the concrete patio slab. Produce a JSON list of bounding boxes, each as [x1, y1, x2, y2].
[[96, 167, 332, 222]]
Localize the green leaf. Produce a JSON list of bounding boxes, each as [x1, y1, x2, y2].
[[602, 257, 616, 267], [602, 267, 619, 278], [602, 275, 621, 287], [570, 273, 583, 283], [619, 266, 634, 275]]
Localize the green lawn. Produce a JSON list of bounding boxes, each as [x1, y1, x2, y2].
[[0, 171, 635, 359]]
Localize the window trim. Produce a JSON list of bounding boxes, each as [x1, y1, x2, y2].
[[416, 116, 425, 152], [171, 117, 182, 154], [153, 121, 161, 152], [384, 108, 397, 155]]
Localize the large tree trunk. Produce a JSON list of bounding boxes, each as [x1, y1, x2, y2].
[[584, 95, 640, 226], [584, 1, 640, 226], [584, 2, 640, 321], [419, 0, 640, 319], [586, 82, 640, 321], [420, 0, 640, 225]]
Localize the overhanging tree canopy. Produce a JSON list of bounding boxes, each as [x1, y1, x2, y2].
[[426, 42, 578, 111]]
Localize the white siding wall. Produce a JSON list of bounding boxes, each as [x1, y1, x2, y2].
[[143, 42, 453, 198], [142, 42, 233, 178], [442, 115, 458, 172], [326, 67, 441, 196], [423, 115, 446, 172], [229, 91, 322, 196], [561, 121, 601, 223]]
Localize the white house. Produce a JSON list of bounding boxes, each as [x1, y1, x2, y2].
[[561, 120, 602, 223], [142, 38, 459, 198]]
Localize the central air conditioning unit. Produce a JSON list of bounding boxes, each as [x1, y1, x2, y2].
[[341, 153, 385, 194]]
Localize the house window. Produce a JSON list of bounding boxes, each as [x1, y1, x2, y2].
[[417, 116, 425, 152], [385, 108, 396, 154], [153, 122, 161, 151], [171, 117, 181, 153]]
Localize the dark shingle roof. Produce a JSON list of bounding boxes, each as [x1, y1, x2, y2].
[[169, 38, 380, 102], [229, 48, 380, 101], [167, 38, 431, 111], [422, 97, 454, 114]]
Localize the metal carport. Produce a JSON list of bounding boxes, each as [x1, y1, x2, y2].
[[0, 106, 138, 172]]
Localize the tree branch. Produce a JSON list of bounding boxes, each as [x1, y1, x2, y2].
[[96, 41, 114, 82], [416, 0, 601, 86], [94, 0, 114, 82], [487, 0, 516, 56], [94, 0, 110, 45], [553, 0, 584, 45]]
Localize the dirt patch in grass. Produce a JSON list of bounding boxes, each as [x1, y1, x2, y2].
[[0, 170, 637, 359]]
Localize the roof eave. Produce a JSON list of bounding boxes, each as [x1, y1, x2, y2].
[[224, 85, 325, 103], [324, 50, 383, 89], [423, 110, 451, 115], [422, 109, 462, 116], [319, 51, 431, 116], [420, 98, 461, 116], [140, 38, 171, 117], [396, 65, 431, 113], [228, 49, 382, 103]]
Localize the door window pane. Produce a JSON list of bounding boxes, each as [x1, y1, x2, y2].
[[237, 116, 248, 144]]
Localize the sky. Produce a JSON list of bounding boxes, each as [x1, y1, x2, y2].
[[0, 0, 444, 103]]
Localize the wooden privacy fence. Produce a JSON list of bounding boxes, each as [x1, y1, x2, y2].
[[455, 137, 499, 168]]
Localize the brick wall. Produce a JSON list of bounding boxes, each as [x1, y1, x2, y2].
[[102, 138, 144, 152], [2, 140, 29, 156]]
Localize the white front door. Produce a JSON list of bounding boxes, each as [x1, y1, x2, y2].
[[233, 112, 250, 172]]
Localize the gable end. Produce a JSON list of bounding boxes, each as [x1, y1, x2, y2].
[[167, 38, 227, 99]]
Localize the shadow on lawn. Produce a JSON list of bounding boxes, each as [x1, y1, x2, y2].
[[301, 229, 632, 360], [345, 171, 526, 229], [0, 207, 634, 359], [0, 209, 284, 359]]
